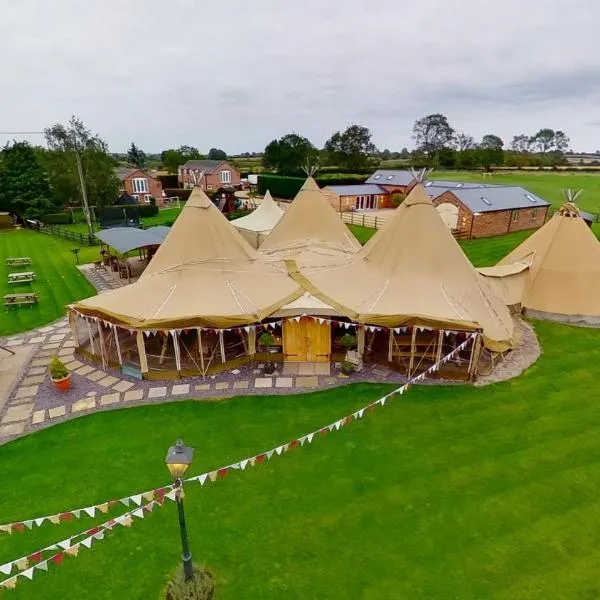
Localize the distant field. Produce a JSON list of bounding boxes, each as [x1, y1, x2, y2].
[[432, 171, 600, 213]]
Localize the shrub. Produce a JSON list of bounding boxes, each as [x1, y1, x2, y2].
[[341, 360, 355, 375], [138, 204, 158, 218], [257, 175, 305, 199], [340, 333, 357, 350], [41, 212, 71, 225], [50, 357, 69, 380], [258, 332, 276, 347], [164, 565, 214, 600], [391, 192, 405, 207]]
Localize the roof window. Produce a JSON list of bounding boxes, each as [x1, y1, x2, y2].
[[525, 194, 537, 203], [373, 175, 380, 179], [386, 175, 394, 180], [481, 197, 492, 206]]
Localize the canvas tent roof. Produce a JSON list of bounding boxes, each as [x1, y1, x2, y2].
[[231, 191, 284, 248], [73, 188, 301, 328], [497, 203, 600, 320], [299, 184, 515, 351], [260, 177, 361, 265]]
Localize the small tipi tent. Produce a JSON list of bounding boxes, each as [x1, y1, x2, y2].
[[260, 177, 360, 265], [231, 191, 284, 248], [302, 184, 515, 351], [497, 200, 600, 323]]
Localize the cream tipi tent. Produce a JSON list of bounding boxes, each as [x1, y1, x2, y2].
[[231, 191, 284, 248], [497, 201, 600, 323], [301, 184, 516, 351], [72, 188, 302, 328], [260, 177, 360, 265]]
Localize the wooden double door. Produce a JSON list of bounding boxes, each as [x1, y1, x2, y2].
[[283, 318, 331, 362]]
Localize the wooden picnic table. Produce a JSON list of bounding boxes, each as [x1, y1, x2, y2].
[[6, 257, 32, 267], [8, 271, 35, 284], [4, 293, 39, 307]]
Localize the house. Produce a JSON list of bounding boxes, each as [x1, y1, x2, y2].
[[323, 184, 390, 212], [565, 152, 600, 165], [365, 169, 416, 193], [423, 182, 551, 239], [178, 160, 241, 191], [115, 168, 164, 205]]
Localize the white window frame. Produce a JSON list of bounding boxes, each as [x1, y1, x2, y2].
[[143, 194, 152, 204], [531, 207, 538, 219], [207, 184, 213, 190], [132, 177, 149, 193], [512, 210, 520, 222], [220, 170, 232, 184]]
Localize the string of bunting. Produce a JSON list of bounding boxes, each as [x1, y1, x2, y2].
[[0, 334, 476, 591], [0, 333, 476, 539], [70, 307, 470, 338], [0, 493, 173, 591]]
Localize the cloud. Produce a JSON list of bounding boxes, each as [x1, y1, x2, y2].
[[0, 0, 598, 152]]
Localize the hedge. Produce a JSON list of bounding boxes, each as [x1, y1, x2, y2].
[[257, 173, 370, 199], [40, 212, 72, 225], [138, 204, 159, 218], [158, 174, 178, 188], [164, 188, 192, 201]]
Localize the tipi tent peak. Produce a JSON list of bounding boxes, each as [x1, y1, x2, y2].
[[231, 190, 285, 248]]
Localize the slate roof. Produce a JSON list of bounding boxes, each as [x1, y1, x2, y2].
[[365, 170, 415, 186], [114, 167, 156, 181], [181, 160, 228, 173], [325, 184, 386, 196], [424, 182, 551, 213], [95, 226, 170, 254]]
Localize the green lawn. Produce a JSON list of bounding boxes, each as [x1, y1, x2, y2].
[[2, 320, 600, 598], [433, 170, 600, 213], [0, 230, 97, 336]]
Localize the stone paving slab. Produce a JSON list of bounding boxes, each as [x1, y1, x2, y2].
[[32, 410, 46, 424], [28, 336, 46, 344], [27, 366, 47, 376], [31, 358, 52, 368], [49, 334, 66, 342], [5, 340, 23, 347], [113, 380, 135, 393], [75, 365, 95, 376], [97, 375, 119, 387], [86, 370, 106, 382], [100, 393, 120, 406], [37, 326, 55, 333], [63, 340, 77, 348], [233, 380, 249, 389], [123, 389, 144, 402], [195, 384, 210, 391], [295, 376, 318, 387], [64, 360, 84, 370], [255, 377, 273, 388], [72, 398, 96, 412], [48, 406, 66, 419], [172, 384, 190, 395], [0, 422, 26, 437], [42, 343, 61, 350], [15, 385, 39, 399], [148, 386, 167, 399], [21, 375, 45, 386], [215, 382, 230, 390], [2, 404, 34, 423], [58, 348, 75, 357], [275, 377, 293, 388]]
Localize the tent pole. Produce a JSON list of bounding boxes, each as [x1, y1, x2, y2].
[[468, 333, 482, 380], [219, 330, 226, 364], [408, 326, 417, 378], [387, 329, 393, 362], [159, 334, 169, 365], [436, 329, 444, 365], [197, 329, 206, 378], [98, 322, 107, 370], [172, 331, 182, 374], [136, 331, 148, 375], [248, 328, 256, 356], [68, 309, 79, 349], [86, 319, 95, 355], [113, 325, 123, 365], [357, 326, 365, 356]]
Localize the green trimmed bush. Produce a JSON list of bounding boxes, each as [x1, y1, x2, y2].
[[138, 204, 158, 218], [164, 565, 214, 600], [50, 357, 69, 379], [41, 212, 71, 225]]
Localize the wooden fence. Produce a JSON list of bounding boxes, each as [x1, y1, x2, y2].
[[340, 212, 386, 229], [28, 222, 99, 245]]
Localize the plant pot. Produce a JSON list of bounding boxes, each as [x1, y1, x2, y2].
[[341, 364, 355, 376], [263, 362, 276, 375], [51, 374, 71, 392]]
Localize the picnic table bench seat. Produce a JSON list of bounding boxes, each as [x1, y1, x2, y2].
[[4, 293, 39, 307], [6, 257, 32, 267], [8, 271, 35, 284]]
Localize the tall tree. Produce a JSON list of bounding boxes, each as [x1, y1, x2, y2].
[[262, 133, 319, 173], [127, 142, 146, 168], [44, 116, 118, 207], [453, 132, 475, 152], [161, 146, 203, 174], [511, 134, 532, 153], [412, 114, 454, 165], [0, 142, 55, 218], [479, 134, 504, 169], [207, 148, 227, 160], [553, 130, 570, 152], [324, 125, 377, 171], [529, 128, 556, 157]]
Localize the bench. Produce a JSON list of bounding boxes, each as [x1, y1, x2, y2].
[[6, 257, 32, 267], [4, 293, 39, 307], [8, 271, 35, 285]]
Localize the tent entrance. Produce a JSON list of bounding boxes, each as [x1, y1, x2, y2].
[[283, 318, 331, 362]]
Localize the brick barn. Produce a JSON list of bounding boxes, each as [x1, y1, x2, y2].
[[365, 169, 416, 193], [423, 182, 551, 239], [323, 184, 389, 212], [115, 168, 164, 205], [178, 160, 241, 191]]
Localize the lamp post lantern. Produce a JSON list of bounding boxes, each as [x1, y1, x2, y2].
[[165, 439, 195, 581]]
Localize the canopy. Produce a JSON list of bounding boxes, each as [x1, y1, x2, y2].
[[73, 188, 302, 328], [260, 177, 360, 266], [498, 203, 600, 322], [95, 226, 170, 254], [478, 261, 531, 307], [299, 184, 516, 351], [231, 191, 284, 248]]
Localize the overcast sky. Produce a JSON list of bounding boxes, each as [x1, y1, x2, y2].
[[1, 0, 599, 153]]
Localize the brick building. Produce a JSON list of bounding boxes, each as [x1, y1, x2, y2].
[[423, 182, 551, 239], [115, 168, 164, 205], [178, 160, 241, 191], [323, 184, 390, 212], [365, 169, 416, 193]]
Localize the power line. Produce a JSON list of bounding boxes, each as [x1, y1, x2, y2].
[[0, 131, 44, 135]]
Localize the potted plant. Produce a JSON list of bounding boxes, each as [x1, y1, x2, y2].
[[50, 357, 71, 391], [341, 360, 355, 376], [258, 332, 278, 375], [340, 333, 357, 355]]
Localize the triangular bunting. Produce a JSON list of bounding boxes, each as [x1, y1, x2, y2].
[[142, 491, 155, 502], [15, 559, 28, 571], [132, 508, 144, 519], [21, 567, 34, 581], [130, 495, 142, 506], [240, 459, 249, 470], [0, 562, 13, 576], [83, 507, 96, 518], [35, 560, 49, 572], [57, 540, 71, 550], [22, 520, 33, 530], [217, 468, 229, 479], [275, 446, 284, 456], [81, 537, 93, 549], [0, 577, 17, 589], [198, 473, 208, 486], [208, 471, 218, 483], [97, 503, 110, 514], [265, 450, 275, 460], [65, 545, 80, 557]]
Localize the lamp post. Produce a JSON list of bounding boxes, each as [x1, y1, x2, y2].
[[165, 439, 195, 582]]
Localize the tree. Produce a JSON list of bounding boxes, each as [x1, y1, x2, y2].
[[554, 131, 570, 152], [207, 148, 227, 160], [479, 134, 504, 169], [530, 129, 570, 163], [412, 114, 454, 165], [0, 142, 55, 218], [44, 116, 118, 207], [324, 125, 377, 171], [262, 133, 319, 174], [453, 132, 475, 152], [127, 143, 146, 168], [161, 146, 203, 174], [511, 134, 532, 153]]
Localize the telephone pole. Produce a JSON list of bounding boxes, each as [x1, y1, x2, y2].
[[74, 144, 94, 240]]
